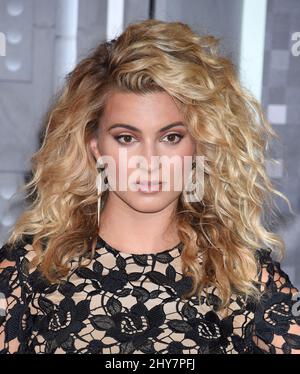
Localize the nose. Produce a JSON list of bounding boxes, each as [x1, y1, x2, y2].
[[137, 145, 162, 175]]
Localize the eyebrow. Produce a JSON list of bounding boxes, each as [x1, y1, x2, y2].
[[107, 121, 186, 133]]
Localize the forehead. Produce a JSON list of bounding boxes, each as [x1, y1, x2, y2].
[[100, 90, 184, 129]]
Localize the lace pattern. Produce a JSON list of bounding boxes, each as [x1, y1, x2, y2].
[[0, 237, 300, 354]]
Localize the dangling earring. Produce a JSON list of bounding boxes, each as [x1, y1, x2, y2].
[[181, 154, 197, 203], [96, 157, 108, 228], [191, 154, 196, 184]]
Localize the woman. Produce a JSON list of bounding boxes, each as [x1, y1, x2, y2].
[[0, 19, 300, 354]]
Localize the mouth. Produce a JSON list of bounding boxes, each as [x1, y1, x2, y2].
[[134, 180, 165, 192], [137, 181, 163, 186]]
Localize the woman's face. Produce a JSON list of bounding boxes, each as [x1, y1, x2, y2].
[[89, 90, 196, 213]]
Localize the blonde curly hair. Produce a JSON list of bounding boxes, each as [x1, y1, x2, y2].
[[6, 19, 293, 311]]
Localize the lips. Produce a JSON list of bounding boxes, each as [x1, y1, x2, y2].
[[137, 181, 162, 186], [134, 180, 165, 192]]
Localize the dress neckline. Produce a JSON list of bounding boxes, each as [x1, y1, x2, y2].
[[96, 234, 184, 257]]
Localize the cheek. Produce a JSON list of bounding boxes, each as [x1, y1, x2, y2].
[[166, 144, 195, 186], [181, 136, 196, 155], [99, 136, 118, 158]]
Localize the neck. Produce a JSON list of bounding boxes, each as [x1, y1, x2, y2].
[[98, 192, 180, 254]]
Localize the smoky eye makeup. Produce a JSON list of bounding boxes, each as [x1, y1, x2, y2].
[[113, 134, 137, 144], [112, 132, 185, 145], [108, 122, 188, 146], [161, 132, 184, 142]]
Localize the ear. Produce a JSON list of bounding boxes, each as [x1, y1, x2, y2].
[[89, 137, 101, 161]]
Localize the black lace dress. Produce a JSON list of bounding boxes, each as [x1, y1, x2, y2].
[[0, 235, 300, 354]]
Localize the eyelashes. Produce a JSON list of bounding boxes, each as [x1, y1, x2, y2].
[[113, 133, 184, 145], [114, 135, 135, 145], [163, 133, 184, 144]]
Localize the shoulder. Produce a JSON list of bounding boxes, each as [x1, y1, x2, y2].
[[254, 247, 298, 295], [0, 235, 37, 286], [0, 235, 36, 259], [251, 248, 300, 353], [0, 237, 30, 263], [0, 236, 36, 353]]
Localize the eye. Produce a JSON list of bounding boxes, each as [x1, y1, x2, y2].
[[114, 134, 137, 145], [161, 133, 184, 144]]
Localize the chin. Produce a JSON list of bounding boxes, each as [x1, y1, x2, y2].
[[119, 192, 180, 213]]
